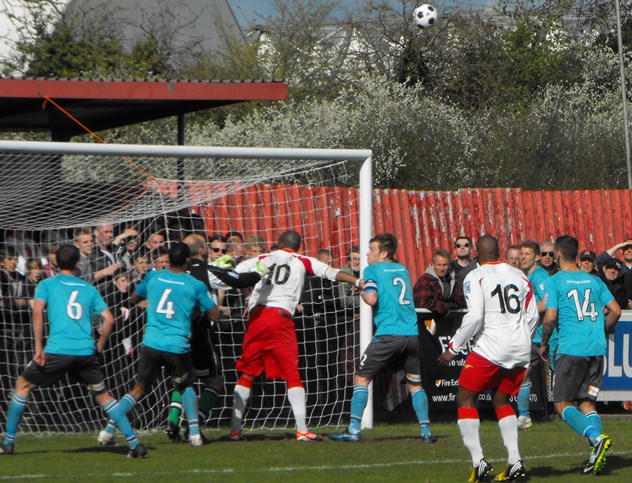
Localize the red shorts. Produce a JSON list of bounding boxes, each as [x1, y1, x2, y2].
[[458, 351, 526, 396], [236, 306, 300, 382]]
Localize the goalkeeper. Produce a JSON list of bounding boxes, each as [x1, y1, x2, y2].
[[165, 234, 266, 442]]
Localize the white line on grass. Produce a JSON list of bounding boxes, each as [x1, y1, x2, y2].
[[0, 449, 630, 480]]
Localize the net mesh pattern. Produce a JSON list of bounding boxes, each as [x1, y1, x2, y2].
[[0, 148, 364, 433]]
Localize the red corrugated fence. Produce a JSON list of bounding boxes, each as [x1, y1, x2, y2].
[[195, 185, 631, 283]]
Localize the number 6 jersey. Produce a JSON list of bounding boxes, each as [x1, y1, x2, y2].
[[449, 262, 539, 369]]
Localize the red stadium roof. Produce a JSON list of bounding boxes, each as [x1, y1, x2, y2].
[[0, 77, 288, 140]]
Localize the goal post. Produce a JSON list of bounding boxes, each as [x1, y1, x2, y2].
[[0, 139, 374, 432]]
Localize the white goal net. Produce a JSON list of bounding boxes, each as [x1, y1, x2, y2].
[[0, 140, 372, 433]]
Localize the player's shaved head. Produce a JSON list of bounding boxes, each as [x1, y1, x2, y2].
[[554, 235, 578, 262], [278, 230, 302, 251], [476, 235, 500, 264], [57, 244, 81, 270], [184, 233, 206, 258], [169, 242, 190, 267]]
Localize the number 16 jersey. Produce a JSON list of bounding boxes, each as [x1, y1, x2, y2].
[[450, 262, 539, 369]]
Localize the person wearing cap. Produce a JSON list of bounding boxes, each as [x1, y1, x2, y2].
[[579, 250, 599, 276], [599, 256, 628, 310], [596, 239, 632, 273]]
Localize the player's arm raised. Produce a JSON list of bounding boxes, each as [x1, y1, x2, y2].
[[209, 255, 267, 289], [336, 270, 362, 287]]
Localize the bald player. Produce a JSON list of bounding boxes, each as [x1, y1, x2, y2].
[[438, 235, 538, 482]]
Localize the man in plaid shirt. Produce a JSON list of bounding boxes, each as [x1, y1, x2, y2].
[[413, 248, 465, 317]]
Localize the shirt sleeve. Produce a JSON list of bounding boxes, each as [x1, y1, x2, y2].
[[596, 277, 615, 307], [544, 277, 558, 310], [449, 272, 484, 353], [363, 265, 377, 293], [307, 257, 340, 282], [525, 281, 540, 335], [235, 256, 258, 274], [197, 282, 217, 312], [134, 271, 151, 299], [93, 289, 108, 316], [34, 279, 48, 301]]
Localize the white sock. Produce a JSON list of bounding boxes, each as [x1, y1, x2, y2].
[[498, 414, 521, 464], [287, 386, 308, 433], [231, 384, 251, 432], [458, 418, 484, 465]]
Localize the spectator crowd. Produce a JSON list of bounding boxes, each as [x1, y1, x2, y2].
[[2, 220, 632, 427]]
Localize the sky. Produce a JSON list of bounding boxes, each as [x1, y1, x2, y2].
[[0, 1, 495, 62]]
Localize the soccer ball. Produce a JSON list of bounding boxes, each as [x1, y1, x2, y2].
[[412, 4, 438, 29]]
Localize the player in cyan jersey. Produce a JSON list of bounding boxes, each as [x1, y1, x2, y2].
[[165, 234, 265, 442], [98, 242, 220, 447], [0, 244, 146, 458], [330, 233, 436, 443], [228, 230, 361, 442], [438, 235, 539, 482], [516, 239, 551, 430], [540, 235, 620, 475]]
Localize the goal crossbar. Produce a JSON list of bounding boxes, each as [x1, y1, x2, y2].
[[0, 139, 376, 429]]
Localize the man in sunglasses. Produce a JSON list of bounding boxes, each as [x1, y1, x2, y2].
[[450, 236, 473, 277], [208, 234, 228, 263], [539, 241, 558, 276]]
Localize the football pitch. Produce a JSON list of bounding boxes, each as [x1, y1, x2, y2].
[[1, 417, 632, 482]]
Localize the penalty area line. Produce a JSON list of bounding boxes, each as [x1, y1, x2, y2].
[[0, 449, 631, 480]]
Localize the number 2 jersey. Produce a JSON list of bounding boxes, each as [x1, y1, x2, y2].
[[449, 262, 539, 369], [543, 270, 613, 357], [235, 248, 340, 315], [362, 260, 418, 337], [136, 269, 216, 354], [35, 274, 108, 356]]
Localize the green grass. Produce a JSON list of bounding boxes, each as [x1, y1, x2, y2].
[[2, 417, 632, 482]]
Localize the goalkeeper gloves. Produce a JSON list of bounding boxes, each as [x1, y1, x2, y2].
[[212, 255, 236, 270], [254, 261, 270, 277]]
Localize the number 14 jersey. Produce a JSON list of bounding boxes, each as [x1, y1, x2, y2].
[[544, 271, 613, 357], [450, 262, 539, 369]]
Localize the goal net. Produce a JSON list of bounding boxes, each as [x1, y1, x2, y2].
[[0, 140, 373, 433]]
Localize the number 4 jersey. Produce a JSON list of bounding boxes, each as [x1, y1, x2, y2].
[[136, 270, 215, 354], [449, 262, 539, 369], [544, 271, 613, 357]]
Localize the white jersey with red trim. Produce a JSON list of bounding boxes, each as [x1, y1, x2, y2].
[[449, 261, 539, 369], [235, 249, 340, 315]]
